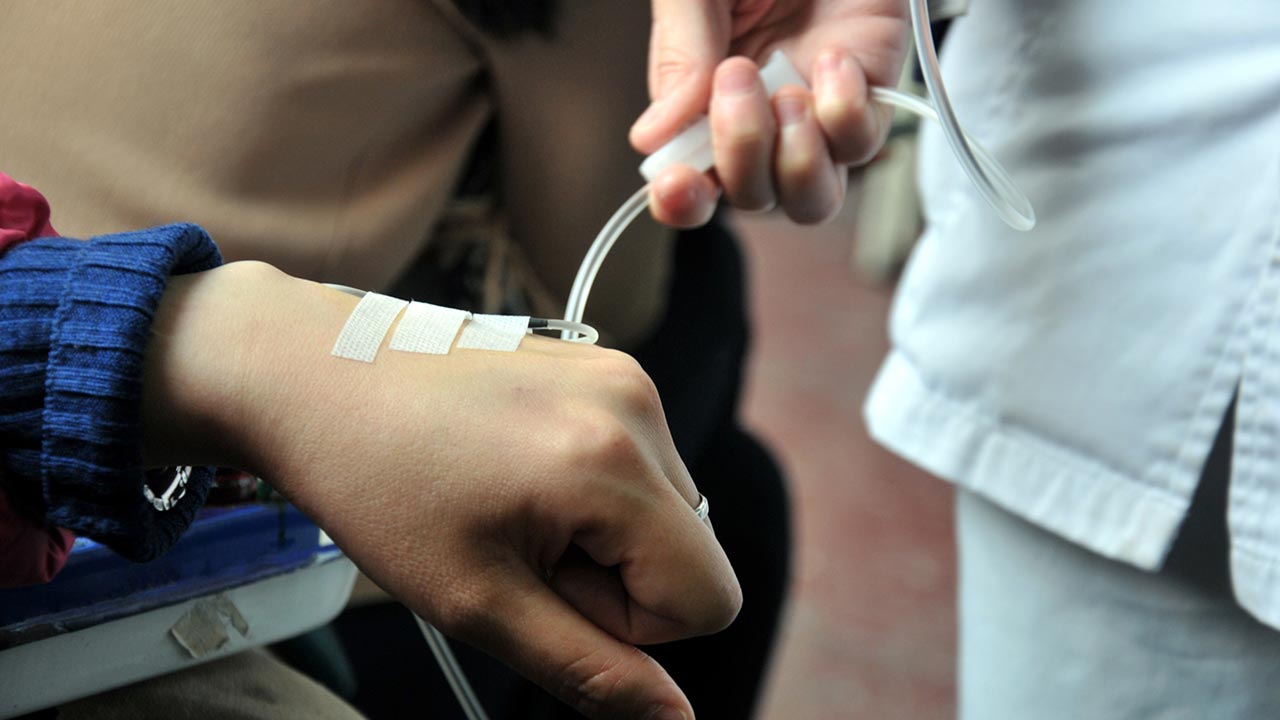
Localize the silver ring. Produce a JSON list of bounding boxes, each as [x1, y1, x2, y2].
[[693, 493, 710, 521]]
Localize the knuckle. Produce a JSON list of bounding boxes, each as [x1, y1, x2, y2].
[[584, 415, 645, 469], [559, 646, 649, 716], [817, 97, 880, 166], [777, 142, 821, 183], [711, 110, 773, 155], [716, 577, 745, 631], [598, 352, 662, 415], [652, 43, 711, 97], [552, 409, 643, 478], [593, 347, 641, 373], [816, 91, 868, 131], [546, 352, 665, 484], [691, 575, 744, 637]]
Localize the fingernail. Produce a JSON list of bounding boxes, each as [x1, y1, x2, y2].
[[646, 706, 688, 720], [775, 95, 808, 126], [816, 51, 848, 78], [716, 63, 758, 96], [654, 178, 698, 206], [815, 51, 849, 95], [655, 179, 706, 210]]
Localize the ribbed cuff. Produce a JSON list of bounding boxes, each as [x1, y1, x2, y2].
[[41, 224, 222, 561]]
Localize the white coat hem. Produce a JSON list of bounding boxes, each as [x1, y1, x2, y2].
[[865, 350, 1188, 571]]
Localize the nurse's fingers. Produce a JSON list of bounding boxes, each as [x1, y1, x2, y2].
[[814, 50, 896, 165], [648, 164, 720, 229], [710, 57, 778, 212], [812, 50, 894, 166], [630, 0, 731, 155], [773, 88, 845, 225]]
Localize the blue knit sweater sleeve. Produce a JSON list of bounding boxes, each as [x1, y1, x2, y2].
[[1, 224, 223, 561]]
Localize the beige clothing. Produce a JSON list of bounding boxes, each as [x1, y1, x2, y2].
[[58, 648, 364, 720], [1, 3, 674, 714], [0, 0, 670, 345]]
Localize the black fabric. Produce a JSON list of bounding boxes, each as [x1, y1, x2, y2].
[[450, 0, 558, 37], [328, 219, 791, 719], [1162, 399, 1235, 596]]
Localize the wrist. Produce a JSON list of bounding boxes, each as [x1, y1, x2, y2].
[[141, 261, 359, 474]]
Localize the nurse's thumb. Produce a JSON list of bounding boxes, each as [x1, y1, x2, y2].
[[630, 0, 732, 154]]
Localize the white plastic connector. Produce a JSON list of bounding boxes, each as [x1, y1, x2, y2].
[[639, 50, 807, 182]]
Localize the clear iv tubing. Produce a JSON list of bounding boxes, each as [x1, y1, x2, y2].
[[415, 615, 491, 720], [904, 0, 1035, 232], [562, 185, 651, 331], [564, 0, 1036, 332], [414, 3, 1033, 718]]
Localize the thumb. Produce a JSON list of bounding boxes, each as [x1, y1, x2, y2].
[[630, 0, 733, 154], [445, 567, 694, 720]]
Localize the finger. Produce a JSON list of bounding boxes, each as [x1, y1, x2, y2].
[[648, 164, 719, 229], [812, 50, 893, 166], [449, 566, 693, 720], [568, 477, 741, 645], [531, 361, 739, 643], [631, 0, 732, 153], [773, 89, 845, 224], [709, 57, 778, 212], [548, 545, 694, 647], [548, 546, 630, 635]]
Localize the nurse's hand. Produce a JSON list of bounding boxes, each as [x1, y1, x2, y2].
[[632, 0, 909, 227], [143, 261, 740, 720]]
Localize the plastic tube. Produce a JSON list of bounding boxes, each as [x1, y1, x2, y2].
[[906, 0, 1035, 231], [562, 185, 651, 328], [415, 616, 491, 720], [532, 318, 600, 344], [870, 86, 1032, 231], [564, 1, 1037, 329], [432, 3, 1040, 716]]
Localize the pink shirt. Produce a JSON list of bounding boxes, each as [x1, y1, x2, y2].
[[0, 171, 76, 588], [0, 172, 55, 251]]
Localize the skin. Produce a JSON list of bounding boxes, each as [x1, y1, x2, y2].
[[632, 0, 910, 227], [127, 5, 909, 717], [140, 261, 740, 720]]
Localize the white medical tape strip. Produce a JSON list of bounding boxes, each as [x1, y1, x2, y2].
[[455, 314, 529, 352], [331, 292, 408, 362], [389, 301, 470, 355]]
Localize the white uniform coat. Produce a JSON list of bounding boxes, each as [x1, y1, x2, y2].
[[866, 0, 1280, 627]]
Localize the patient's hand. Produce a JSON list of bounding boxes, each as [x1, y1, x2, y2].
[[142, 261, 741, 720], [633, 0, 909, 227]]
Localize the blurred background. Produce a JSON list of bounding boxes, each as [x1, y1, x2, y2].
[[731, 193, 956, 720]]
